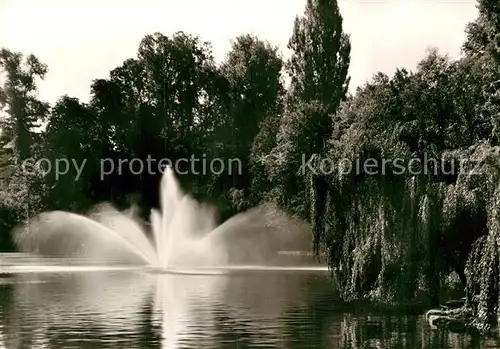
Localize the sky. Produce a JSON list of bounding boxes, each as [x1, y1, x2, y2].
[[0, 0, 479, 105]]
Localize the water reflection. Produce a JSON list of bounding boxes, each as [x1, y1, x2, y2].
[[1, 270, 155, 348], [0, 268, 497, 348]]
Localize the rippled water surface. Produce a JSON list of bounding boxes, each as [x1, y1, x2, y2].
[[0, 255, 498, 348]]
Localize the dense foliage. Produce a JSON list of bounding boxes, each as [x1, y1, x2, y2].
[[1, 0, 500, 332]]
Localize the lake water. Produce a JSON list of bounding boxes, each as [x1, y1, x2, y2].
[[0, 255, 498, 349]]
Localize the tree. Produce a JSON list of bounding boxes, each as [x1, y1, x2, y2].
[[277, 0, 351, 247], [463, 0, 500, 144], [0, 49, 48, 161], [463, 0, 500, 61], [265, 101, 327, 219], [85, 32, 221, 212], [41, 96, 99, 211], [286, 0, 351, 113], [0, 49, 48, 243], [213, 34, 284, 210]]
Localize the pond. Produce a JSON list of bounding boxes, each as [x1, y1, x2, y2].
[[0, 255, 497, 348]]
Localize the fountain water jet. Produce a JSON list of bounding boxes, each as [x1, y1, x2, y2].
[[13, 166, 312, 269]]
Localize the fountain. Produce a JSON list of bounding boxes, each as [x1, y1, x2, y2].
[[13, 166, 313, 270]]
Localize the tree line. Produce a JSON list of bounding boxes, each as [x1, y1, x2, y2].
[[1, 0, 500, 332]]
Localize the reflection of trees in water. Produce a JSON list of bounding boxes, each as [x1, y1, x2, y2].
[[338, 312, 484, 349], [340, 313, 417, 349], [155, 271, 332, 348], [280, 292, 491, 349], [0, 271, 495, 348], [0, 280, 161, 349], [137, 298, 162, 348], [0, 271, 156, 349], [217, 272, 340, 348], [280, 290, 341, 348], [152, 270, 337, 348], [212, 309, 264, 349]]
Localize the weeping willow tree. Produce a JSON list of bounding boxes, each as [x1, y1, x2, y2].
[[308, 37, 500, 330], [460, 144, 500, 331], [313, 152, 450, 304], [315, 144, 496, 303], [260, 0, 500, 332]]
